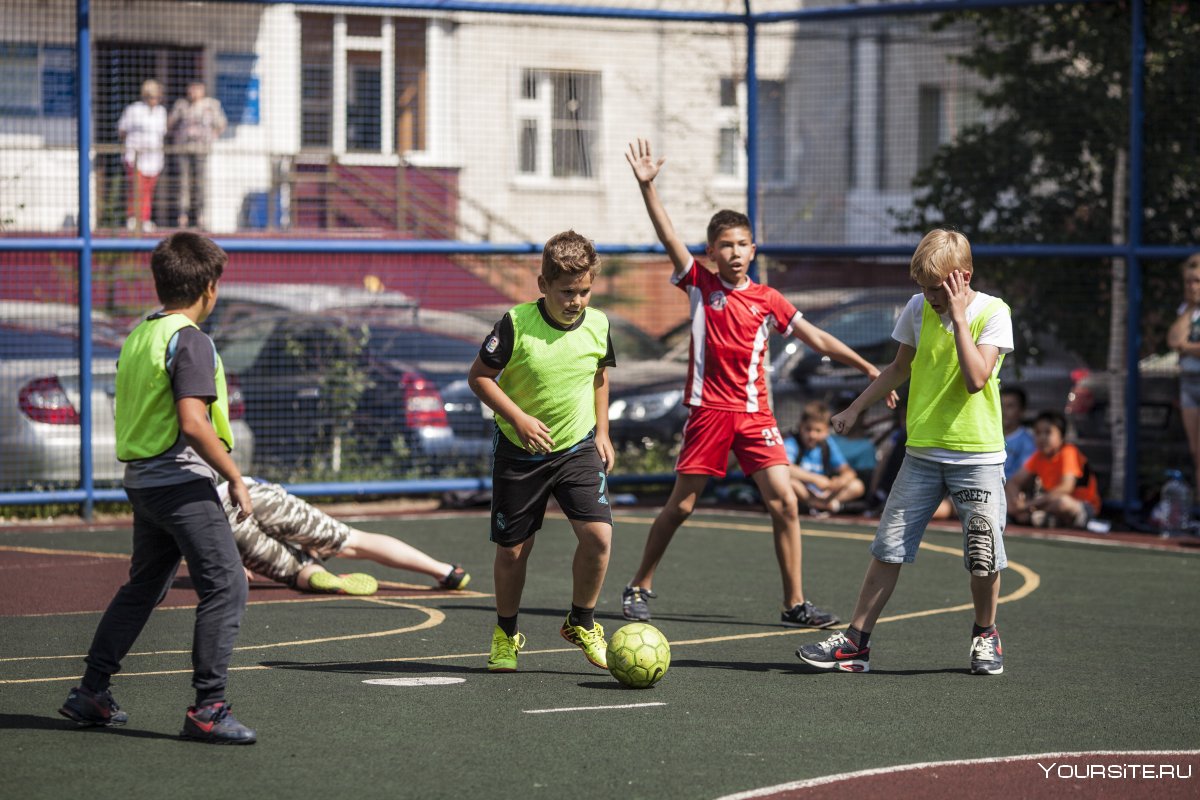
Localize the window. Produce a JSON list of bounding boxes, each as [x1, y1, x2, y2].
[[299, 12, 428, 155], [516, 69, 601, 180], [917, 84, 983, 171], [717, 78, 787, 183], [0, 43, 42, 117]]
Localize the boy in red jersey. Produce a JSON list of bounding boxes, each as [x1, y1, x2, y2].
[[621, 139, 887, 627]]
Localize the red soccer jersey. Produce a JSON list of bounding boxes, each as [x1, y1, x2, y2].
[[674, 259, 801, 412]]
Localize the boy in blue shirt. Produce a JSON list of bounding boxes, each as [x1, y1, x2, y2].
[[797, 229, 1012, 676], [785, 401, 865, 516]]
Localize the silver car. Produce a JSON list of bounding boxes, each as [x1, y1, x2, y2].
[[0, 323, 253, 490]]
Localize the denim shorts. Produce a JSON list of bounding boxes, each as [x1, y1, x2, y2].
[[1180, 374, 1200, 410], [872, 455, 1008, 575]]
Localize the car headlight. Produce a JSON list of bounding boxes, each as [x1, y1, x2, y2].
[[609, 389, 683, 421]]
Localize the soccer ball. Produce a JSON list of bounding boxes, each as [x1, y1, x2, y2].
[[606, 623, 670, 689]]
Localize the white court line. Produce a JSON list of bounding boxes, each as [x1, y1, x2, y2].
[[523, 702, 666, 715]]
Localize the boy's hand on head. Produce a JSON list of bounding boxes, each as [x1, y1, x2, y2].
[[515, 413, 555, 454], [229, 481, 254, 522], [625, 138, 665, 185], [943, 270, 971, 321]]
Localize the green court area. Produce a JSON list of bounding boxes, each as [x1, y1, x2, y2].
[[1, 511, 1197, 799]]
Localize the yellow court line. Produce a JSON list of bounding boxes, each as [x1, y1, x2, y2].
[[0, 515, 1040, 684], [0, 600, 443, 684], [0, 544, 129, 560]]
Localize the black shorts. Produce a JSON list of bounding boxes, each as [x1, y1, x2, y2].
[[490, 432, 613, 546]]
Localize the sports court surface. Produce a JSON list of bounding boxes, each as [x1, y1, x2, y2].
[[2, 509, 1197, 799]]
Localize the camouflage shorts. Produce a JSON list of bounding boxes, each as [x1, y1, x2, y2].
[[223, 481, 352, 585]]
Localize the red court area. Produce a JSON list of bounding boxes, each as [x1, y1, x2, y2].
[[738, 753, 1199, 800], [0, 548, 434, 617]]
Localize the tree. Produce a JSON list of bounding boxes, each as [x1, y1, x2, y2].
[[898, 2, 1200, 366]]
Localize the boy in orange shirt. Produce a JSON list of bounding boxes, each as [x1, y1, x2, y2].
[[1005, 410, 1100, 528]]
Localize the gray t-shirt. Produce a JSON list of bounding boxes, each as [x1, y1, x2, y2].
[[123, 316, 221, 488]]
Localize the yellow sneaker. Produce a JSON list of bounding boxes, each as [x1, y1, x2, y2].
[[488, 626, 526, 672], [307, 571, 378, 596], [559, 616, 608, 669]]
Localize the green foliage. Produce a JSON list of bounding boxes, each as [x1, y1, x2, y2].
[[898, 4, 1200, 361]]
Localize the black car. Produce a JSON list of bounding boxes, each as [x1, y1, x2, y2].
[[770, 288, 1089, 442], [213, 309, 487, 474], [1065, 352, 1190, 500]]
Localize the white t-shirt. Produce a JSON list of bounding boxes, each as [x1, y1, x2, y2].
[[894, 291, 1014, 465], [117, 101, 167, 176]]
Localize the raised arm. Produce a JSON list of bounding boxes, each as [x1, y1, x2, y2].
[[625, 138, 692, 278]]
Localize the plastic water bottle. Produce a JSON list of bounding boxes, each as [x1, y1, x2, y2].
[[1157, 469, 1193, 538]]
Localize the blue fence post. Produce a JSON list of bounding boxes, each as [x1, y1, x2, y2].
[[744, 0, 758, 283], [77, 0, 95, 520]]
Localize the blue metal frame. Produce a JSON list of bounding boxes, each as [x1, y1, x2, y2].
[[0, 0, 1158, 512]]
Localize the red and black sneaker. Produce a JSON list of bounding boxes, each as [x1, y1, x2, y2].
[[795, 631, 870, 673], [969, 628, 1004, 675], [181, 702, 257, 745], [58, 685, 129, 727]]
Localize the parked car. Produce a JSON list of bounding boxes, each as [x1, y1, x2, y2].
[[769, 288, 1090, 442], [461, 305, 690, 447], [1065, 351, 1190, 499], [212, 309, 492, 474], [201, 281, 419, 337], [0, 323, 253, 489]]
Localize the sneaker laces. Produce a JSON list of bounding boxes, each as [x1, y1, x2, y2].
[[575, 622, 605, 647], [625, 586, 656, 602], [821, 631, 849, 651], [972, 634, 997, 661], [495, 632, 526, 660]]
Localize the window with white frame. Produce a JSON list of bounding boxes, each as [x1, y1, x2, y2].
[[299, 12, 427, 155], [917, 84, 983, 171], [516, 69, 601, 180], [716, 77, 787, 183]]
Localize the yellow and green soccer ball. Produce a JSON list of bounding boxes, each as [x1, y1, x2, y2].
[[606, 623, 670, 689]]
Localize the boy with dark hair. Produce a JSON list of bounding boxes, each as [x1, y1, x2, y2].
[[786, 400, 866, 516], [797, 228, 1013, 675], [1005, 410, 1101, 529], [59, 232, 257, 743], [621, 138, 885, 628], [1001, 385, 1037, 481], [468, 230, 616, 672]]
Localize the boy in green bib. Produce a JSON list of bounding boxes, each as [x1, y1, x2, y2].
[[59, 233, 258, 742], [797, 229, 1012, 676], [468, 230, 616, 672]]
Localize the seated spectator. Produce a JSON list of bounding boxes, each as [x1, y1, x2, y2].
[[1001, 385, 1037, 480], [219, 478, 470, 595], [865, 403, 955, 521], [1005, 410, 1101, 528], [784, 401, 865, 515]]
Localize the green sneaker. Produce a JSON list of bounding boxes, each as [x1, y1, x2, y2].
[[488, 626, 526, 672], [559, 616, 608, 669], [308, 571, 378, 596]]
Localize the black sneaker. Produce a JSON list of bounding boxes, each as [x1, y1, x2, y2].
[[58, 685, 129, 727], [796, 631, 870, 672], [780, 600, 839, 629], [969, 628, 1004, 675], [437, 565, 471, 591], [621, 585, 656, 621], [180, 702, 257, 745]]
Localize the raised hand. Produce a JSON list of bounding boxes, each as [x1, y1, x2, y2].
[[625, 138, 665, 184]]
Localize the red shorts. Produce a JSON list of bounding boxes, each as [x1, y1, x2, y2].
[[675, 406, 790, 477]]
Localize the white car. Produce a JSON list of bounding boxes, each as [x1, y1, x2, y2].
[[0, 323, 253, 490]]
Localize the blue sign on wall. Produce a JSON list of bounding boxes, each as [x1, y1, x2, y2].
[[41, 46, 76, 118], [216, 52, 259, 126]]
